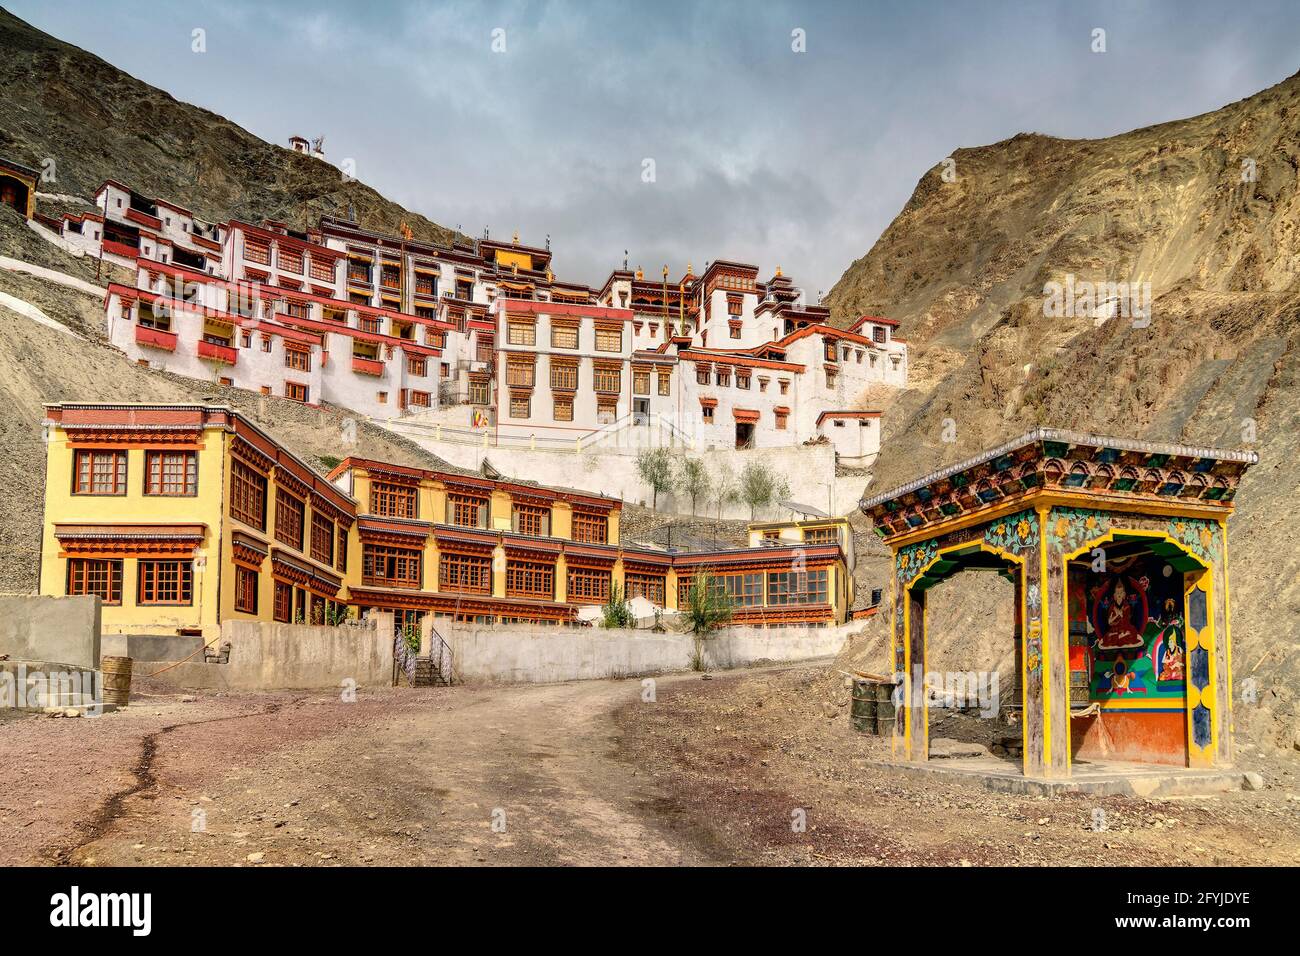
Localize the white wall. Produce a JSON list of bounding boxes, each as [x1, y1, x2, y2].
[[443, 618, 857, 684], [378, 418, 870, 519]]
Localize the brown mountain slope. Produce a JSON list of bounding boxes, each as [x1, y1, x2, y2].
[[828, 72, 1300, 752], [0, 8, 478, 593], [0, 7, 464, 245]]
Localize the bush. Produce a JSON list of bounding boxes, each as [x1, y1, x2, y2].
[[601, 583, 634, 628]]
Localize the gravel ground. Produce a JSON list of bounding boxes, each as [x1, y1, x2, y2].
[[614, 666, 1300, 866], [2, 665, 1296, 868]]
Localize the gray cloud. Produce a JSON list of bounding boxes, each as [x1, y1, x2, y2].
[[12, 0, 1300, 303]]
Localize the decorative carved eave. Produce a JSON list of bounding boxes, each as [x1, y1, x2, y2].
[[55, 523, 206, 557], [231, 531, 268, 568], [270, 548, 342, 595], [358, 516, 431, 547], [861, 429, 1257, 544]]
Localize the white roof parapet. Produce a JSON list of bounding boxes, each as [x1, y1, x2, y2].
[[859, 427, 1260, 511]]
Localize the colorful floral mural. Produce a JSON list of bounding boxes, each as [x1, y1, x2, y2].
[[895, 538, 939, 588], [1046, 507, 1111, 554], [983, 509, 1040, 556], [1167, 517, 1220, 565]]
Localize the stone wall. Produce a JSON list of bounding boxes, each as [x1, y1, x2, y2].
[[442, 619, 858, 685], [0, 594, 101, 669]]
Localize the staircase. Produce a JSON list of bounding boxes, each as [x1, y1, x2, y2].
[[393, 625, 454, 687]]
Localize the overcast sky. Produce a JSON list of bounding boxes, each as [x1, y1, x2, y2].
[[12, 0, 1300, 297]]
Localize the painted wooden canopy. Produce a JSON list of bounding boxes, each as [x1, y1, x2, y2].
[[860, 429, 1256, 779]]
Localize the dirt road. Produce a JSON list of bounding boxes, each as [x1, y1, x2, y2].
[[2, 665, 1296, 867], [2, 673, 736, 867]]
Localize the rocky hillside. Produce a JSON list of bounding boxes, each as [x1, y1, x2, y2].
[[829, 72, 1300, 752], [0, 8, 464, 246], [0, 10, 478, 592]]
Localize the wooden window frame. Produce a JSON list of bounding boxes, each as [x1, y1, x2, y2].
[[593, 364, 620, 393], [285, 382, 309, 403], [310, 511, 335, 566], [551, 323, 579, 349], [505, 559, 554, 599], [67, 558, 122, 605], [511, 503, 551, 537], [371, 481, 418, 519], [553, 395, 574, 421], [137, 559, 194, 606], [624, 572, 666, 605], [447, 493, 488, 529], [507, 320, 536, 346], [362, 543, 423, 589], [74, 449, 127, 496], [144, 450, 197, 497], [571, 510, 608, 544], [234, 565, 258, 614], [230, 460, 267, 530], [285, 346, 312, 372], [275, 488, 305, 551], [506, 357, 535, 388], [594, 327, 622, 352], [439, 551, 491, 594], [273, 580, 292, 622], [550, 360, 578, 390], [566, 566, 610, 604]]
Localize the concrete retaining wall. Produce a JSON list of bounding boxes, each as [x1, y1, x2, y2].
[[102, 634, 205, 662], [0, 595, 101, 669], [381, 421, 869, 520], [444, 619, 857, 685], [134, 615, 395, 692]]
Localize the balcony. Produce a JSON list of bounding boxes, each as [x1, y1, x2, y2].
[[134, 324, 177, 351], [102, 239, 139, 260], [197, 340, 237, 365], [352, 356, 384, 376]]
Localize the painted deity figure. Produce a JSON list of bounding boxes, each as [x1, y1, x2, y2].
[[1153, 597, 1185, 682], [1093, 575, 1147, 651], [1101, 655, 1145, 696]]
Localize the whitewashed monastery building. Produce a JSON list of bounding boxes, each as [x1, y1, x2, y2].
[[61, 173, 907, 464]]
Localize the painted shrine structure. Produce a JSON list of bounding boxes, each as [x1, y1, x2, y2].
[[860, 429, 1257, 779]]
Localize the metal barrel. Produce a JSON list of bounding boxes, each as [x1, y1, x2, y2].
[[101, 655, 133, 708], [850, 677, 877, 733]]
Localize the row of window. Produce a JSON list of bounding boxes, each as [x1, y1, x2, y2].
[[504, 356, 644, 394], [73, 449, 197, 497], [695, 366, 791, 394], [508, 392, 619, 424], [67, 558, 192, 605], [505, 320, 623, 352], [231, 460, 347, 573], [368, 482, 606, 542], [676, 569, 830, 607]]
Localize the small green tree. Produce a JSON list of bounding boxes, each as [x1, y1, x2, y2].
[[601, 582, 634, 628], [682, 570, 733, 670], [676, 455, 709, 515], [739, 461, 788, 519], [636, 447, 675, 511], [712, 460, 739, 526]]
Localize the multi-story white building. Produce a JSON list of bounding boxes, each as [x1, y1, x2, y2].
[[76, 175, 907, 455]]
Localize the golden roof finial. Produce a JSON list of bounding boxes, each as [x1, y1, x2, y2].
[[662, 264, 669, 278], [635, 265, 644, 281], [512, 230, 519, 244], [686, 262, 694, 276], [775, 264, 783, 278]]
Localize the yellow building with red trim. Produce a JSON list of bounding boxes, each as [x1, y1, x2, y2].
[[38, 404, 852, 638]]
